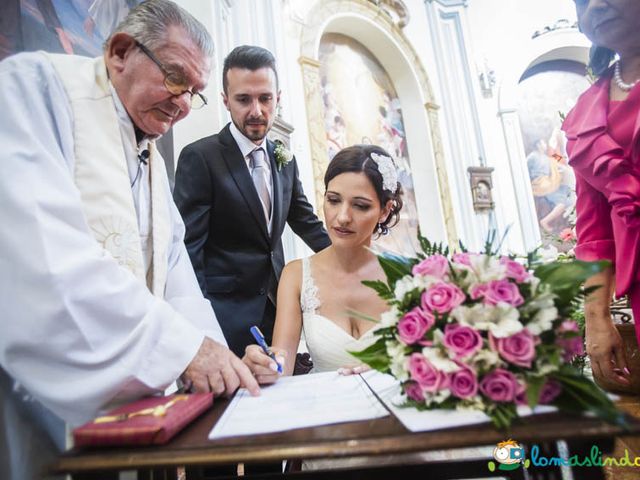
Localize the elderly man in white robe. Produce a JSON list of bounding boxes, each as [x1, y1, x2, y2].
[[0, 1, 259, 479]]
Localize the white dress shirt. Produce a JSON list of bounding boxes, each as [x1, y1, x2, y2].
[[229, 121, 274, 233]]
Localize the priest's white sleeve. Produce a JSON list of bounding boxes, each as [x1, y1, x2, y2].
[[0, 53, 205, 425]]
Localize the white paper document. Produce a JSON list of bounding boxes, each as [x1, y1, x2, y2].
[[208, 371, 389, 439], [361, 370, 556, 433]]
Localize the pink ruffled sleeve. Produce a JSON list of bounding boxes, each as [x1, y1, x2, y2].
[[574, 174, 615, 263]]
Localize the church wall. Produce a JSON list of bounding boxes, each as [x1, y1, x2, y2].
[[172, 0, 593, 257]]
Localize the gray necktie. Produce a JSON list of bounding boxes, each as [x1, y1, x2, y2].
[[250, 148, 271, 223]]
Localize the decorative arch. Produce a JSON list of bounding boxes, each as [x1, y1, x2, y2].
[[496, 30, 590, 251], [298, 0, 457, 247]]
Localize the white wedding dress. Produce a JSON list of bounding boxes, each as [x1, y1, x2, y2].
[[300, 257, 377, 372], [297, 257, 494, 472]]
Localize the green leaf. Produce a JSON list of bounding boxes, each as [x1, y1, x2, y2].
[[345, 309, 379, 323], [488, 403, 518, 430], [377, 253, 413, 286], [551, 368, 628, 428], [534, 260, 609, 291], [362, 279, 394, 301], [417, 228, 449, 256], [534, 259, 610, 316], [525, 376, 545, 409], [350, 337, 391, 372]]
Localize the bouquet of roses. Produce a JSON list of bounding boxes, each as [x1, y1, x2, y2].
[[353, 233, 623, 429]]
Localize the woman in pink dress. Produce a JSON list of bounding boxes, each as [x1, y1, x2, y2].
[[562, 0, 640, 387]]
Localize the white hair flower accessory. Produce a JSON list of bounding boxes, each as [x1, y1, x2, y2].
[[370, 152, 398, 193]]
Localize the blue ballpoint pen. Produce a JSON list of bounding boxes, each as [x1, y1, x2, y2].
[[249, 325, 283, 374]]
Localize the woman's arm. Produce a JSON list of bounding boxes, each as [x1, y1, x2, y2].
[[572, 175, 628, 384], [584, 266, 629, 385], [243, 260, 303, 383]]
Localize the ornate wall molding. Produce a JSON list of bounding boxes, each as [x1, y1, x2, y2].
[[297, 56, 329, 217], [298, 0, 457, 246], [425, 0, 490, 250]]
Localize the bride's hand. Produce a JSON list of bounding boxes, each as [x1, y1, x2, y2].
[[337, 364, 370, 376], [242, 345, 286, 385]]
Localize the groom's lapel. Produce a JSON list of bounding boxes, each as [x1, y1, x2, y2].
[[266, 140, 283, 246], [219, 126, 270, 243]]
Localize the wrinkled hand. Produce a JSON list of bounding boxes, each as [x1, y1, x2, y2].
[[586, 319, 630, 386], [182, 337, 260, 397], [337, 364, 370, 376], [243, 345, 286, 385]]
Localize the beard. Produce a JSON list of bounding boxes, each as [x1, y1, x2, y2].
[[236, 117, 269, 142]]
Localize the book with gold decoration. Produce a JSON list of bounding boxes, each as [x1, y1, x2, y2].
[[73, 393, 213, 447]]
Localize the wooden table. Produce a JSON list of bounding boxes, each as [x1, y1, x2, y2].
[[51, 397, 640, 480]]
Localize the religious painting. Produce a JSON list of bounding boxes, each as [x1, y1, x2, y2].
[[1, 0, 142, 61], [0, 0, 180, 177], [516, 60, 590, 246], [319, 33, 420, 255]]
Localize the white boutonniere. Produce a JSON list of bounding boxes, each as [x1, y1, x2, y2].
[[273, 140, 293, 171]]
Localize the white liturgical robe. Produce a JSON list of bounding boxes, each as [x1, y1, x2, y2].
[[0, 52, 225, 480]]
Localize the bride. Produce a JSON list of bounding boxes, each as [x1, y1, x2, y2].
[[243, 144, 403, 380], [243, 144, 494, 469]]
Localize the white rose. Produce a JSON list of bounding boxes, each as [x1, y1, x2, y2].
[[487, 305, 524, 338], [386, 340, 409, 380], [536, 360, 560, 376], [456, 395, 485, 411], [422, 346, 460, 373], [470, 254, 507, 282], [451, 305, 471, 325], [471, 349, 502, 369], [527, 306, 558, 335], [538, 245, 559, 263], [394, 275, 416, 301], [412, 274, 438, 290], [432, 388, 451, 404], [380, 306, 400, 327], [527, 275, 541, 289]]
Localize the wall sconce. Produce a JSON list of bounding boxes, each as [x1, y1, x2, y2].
[[468, 166, 495, 212]]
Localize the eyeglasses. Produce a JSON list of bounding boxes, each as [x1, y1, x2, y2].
[[135, 41, 208, 110]]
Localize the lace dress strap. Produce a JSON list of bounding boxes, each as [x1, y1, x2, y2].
[[300, 256, 321, 314]]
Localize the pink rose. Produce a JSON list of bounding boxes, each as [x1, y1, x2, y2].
[[483, 279, 524, 307], [556, 321, 584, 361], [500, 257, 531, 282], [490, 329, 538, 368], [421, 282, 466, 314], [559, 228, 576, 243], [412, 254, 449, 279], [442, 323, 483, 359], [479, 368, 518, 402], [539, 380, 562, 404], [408, 353, 448, 392], [558, 320, 579, 333], [404, 381, 425, 402], [452, 252, 474, 266], [397, 307, 434, 345], [470, 283, 488, 300], [449, 364, 478, 399], [515, 382, 528, 406]]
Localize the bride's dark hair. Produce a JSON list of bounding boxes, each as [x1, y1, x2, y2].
[[324, 144, 403, 235]]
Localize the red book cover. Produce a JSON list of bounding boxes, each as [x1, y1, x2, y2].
[[73, 393, 213, 447]]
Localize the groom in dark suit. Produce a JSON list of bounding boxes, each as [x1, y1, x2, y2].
[[174, 45, 330, 357]]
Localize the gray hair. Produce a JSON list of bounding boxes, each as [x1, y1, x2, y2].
[[106, 0, 214, 57]]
